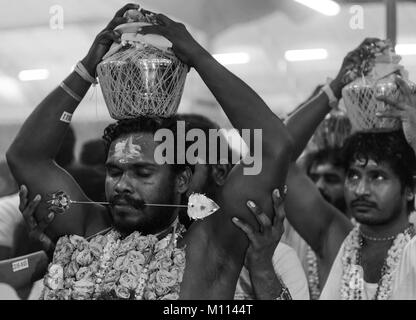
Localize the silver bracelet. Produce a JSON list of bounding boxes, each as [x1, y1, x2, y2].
[[321, 78, 339, 109], [275, 286, 292, 300], [275, 278, 292, 300], [74, 61, 98, 85], [59, 82, 82, 102]]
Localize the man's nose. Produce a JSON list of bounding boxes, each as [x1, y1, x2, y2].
[[354, 178, 370, 196], [114, 172, 134, 194], [315, 177, 326, 191]]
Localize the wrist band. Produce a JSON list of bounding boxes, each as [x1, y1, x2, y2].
[[275, 277, 292, 300], [321, 82, 339, 109], [60, 111, 73, 124], [59, 82, 82, 102], [275, 286, 292, 300], [74, 61, 98, 85]]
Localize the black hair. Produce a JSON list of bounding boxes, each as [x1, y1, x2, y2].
[[342, 130, 416, 211], [102, 116, 191, 174], [102, 114, 237, 172], [305, 146, 345, 175], [176, 113, 236, 165], [80, 139, 107, 167]]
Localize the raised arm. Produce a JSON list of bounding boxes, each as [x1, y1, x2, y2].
[[138, 12, 292, 299], [139, 13, 289, 151], [281, 40, 383, 266], [6, 4, 139, 240], [285, 164, 352, 265], [286, 38, 382, 160]]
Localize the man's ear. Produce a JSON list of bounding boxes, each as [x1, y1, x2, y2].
[[175, 166, 193, 194], [406, 185, 415, 202], [211, 163, 232, 186]]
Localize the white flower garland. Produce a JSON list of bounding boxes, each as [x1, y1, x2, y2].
[[340, 224, 413, 300], [40, 223, 186, 300], [306, 246, 321, 300]]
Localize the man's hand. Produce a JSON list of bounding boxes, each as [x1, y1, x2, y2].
[[232, 188, 286, 269], [18, 185, 55, 257], [376, 75, 416, 149], [137, 10, 206, 67], [232, 188, 291, 300], [331, 38, 382, 98], [81, 3, 140, 75]]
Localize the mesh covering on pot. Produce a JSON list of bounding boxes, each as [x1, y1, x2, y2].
[[97, 10, 188, 119], [342, 41, 416, 132]]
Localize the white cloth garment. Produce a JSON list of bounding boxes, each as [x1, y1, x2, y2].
[[0, 193, 23, 251], [390, 235, 416, 299], [320, 239, 400, 300], [234, 242, 310, 300], [281, 219, 310, 274], [0, 283, 20, 300], [319, 240, 345, 300]]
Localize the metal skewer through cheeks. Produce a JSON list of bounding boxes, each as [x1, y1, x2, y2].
[[47, 190, 219, 221], [47, 190, 189, 214]]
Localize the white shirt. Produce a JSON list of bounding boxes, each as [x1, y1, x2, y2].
[[0, 193, 23, 251], [364, 282, 378, 300], [390, 235, 416, 299], [320, 238, 400, 300], [281, 219, 310, 276], [0, 283, 20, 300], [234, 242, 310, 300]]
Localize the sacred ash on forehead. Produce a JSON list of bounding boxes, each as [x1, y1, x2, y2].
[[114, 135, 144, 163]]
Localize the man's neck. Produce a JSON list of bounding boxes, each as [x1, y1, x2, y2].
[[118, 214, 179, 239], [359, 214, 410, 240], [153, 215, 179, 240]]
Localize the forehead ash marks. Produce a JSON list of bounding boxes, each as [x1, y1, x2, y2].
[[113, 135, 145, 164]]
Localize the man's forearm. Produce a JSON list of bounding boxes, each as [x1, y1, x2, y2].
[[285, 81, 343, 160], [249, 264, 290, 300], [8, 67, 92, 163]]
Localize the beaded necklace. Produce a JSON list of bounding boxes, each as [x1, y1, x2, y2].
[[340, 223, 414, 300]]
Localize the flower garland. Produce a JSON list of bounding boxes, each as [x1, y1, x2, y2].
[[340, 224, 414, 300], [40, 223, 186, 300], [306, 246, 321, 300]]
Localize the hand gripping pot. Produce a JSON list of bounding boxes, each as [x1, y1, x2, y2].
[[342, 44, 416, 132], [97, 20, 188, 119]]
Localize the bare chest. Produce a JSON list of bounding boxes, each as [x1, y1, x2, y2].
[[360, 244, 391, 283]]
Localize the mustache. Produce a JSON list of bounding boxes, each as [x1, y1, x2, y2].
[[110, 194, 146, 209], [350, 197, 377, 208]]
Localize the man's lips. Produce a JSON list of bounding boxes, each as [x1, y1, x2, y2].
[[112, 204, 144, 215], [351, 201, 377, 209], [110, 194, 145, 208]]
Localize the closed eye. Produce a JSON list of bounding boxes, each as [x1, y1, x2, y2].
[[134, 167, 155, 178], [105, 164, 122, 177]]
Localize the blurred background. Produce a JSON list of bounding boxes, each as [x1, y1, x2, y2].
[[0, 0, 415, 161]]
